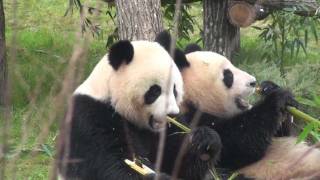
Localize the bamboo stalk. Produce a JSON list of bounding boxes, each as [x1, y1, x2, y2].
[[167, 116, 191, 133], [124, 159, 155, 176], [287, 106, 320, 126]]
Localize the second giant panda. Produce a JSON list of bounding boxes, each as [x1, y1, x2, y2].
[[58, 36, 222, 180], [173, 44, 320, 179]]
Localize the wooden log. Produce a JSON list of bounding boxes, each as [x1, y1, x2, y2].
[[228, 1, 256, 27], [228, 1, 270, 27]]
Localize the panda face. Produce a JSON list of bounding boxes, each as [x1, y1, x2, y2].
[[74, 40, 183, 131], [221, 60, 256, 116], [182, 51, 255, 117], [108, 41, 183, 131]]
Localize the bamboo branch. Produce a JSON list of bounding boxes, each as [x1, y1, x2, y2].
[[124, 159, 155, 176], [287, 106, 320, 126], [167, 116, 191, 132]]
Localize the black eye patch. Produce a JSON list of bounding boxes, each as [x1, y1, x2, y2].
[[144, 85, 162, 105], [173, 84, 177, 98], [223, 69, 234, 88]]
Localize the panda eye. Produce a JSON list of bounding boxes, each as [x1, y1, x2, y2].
[[144, 85, 162, 105], [173, 84, 177, 98], [223, 69, 233, 88]]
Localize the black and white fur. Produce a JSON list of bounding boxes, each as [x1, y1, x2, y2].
[[152, 32, 224, 180], [58, 36, 224, 180], [58, 39, 184, 180], [174, 44, 320, 179]]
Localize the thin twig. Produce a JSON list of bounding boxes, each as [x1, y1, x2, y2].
[[49, 35, 89, 180], [172, 110, 203, 180], [154, 1, 183, 180]]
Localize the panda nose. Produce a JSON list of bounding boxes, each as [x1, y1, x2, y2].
[[249, 81, 256, 87], [168, 113, 179, 118]]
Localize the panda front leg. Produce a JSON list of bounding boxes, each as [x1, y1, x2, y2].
[[162, 126, 222, 180], [179, 126, 222, 180], [214, 81, 298, 170]]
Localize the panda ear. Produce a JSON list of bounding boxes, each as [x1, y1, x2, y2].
[[184, 43, 202, 54], [174, 48, 190, 70], [108, 40, 134, 70], [155, 31, 171, 52]]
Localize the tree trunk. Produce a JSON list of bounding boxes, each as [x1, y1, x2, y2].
[[203, 0, 240, 60], [115, 0, 164, 41], [0, 0, 6, 106]]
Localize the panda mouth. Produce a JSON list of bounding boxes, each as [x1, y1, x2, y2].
[[148, 115, 165, 130], [235, 97, 251, 111]]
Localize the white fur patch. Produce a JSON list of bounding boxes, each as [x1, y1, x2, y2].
[[74, 54, 112, 101], [183, 51, 255, 117]]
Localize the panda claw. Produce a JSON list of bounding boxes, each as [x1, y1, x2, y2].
[[188, 127, 222, 161]]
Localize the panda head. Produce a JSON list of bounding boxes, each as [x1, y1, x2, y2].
[[76, 39, 184, 131], [176, 44, 256, 117]]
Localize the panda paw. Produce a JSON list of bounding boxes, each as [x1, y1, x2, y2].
[[258, 81, 280, 96], [144, 173, 177, 180], [261, 81, 299, 113], [189, 126, 222, 163]]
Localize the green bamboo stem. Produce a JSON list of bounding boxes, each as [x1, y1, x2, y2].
[[167, 116, 191, 133], [287, 106, 320, 126]]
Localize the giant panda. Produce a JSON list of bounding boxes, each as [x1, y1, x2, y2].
[[58, 36, 222, 180], [173, 44, 320, 179]]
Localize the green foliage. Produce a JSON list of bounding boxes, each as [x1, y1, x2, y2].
[[163, 3, 202, 47], [252, 9, 320, 75], [239, 60, 320, 142]]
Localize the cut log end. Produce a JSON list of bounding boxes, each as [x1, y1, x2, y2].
[[228, 2, 256, 28]]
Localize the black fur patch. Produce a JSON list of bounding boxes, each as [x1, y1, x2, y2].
[[259, 80, 280, 96], [148, 115, 155, 128], [62, 94, 157, 179], [108, 40, 134, 70], [182, 82, 296, 171], [144, 84, 161, 105], [184, 43, 202, 54], [155, 31, 171, 52], [173, 84, 177, 98], [223, 69, 234, 88], [174, 48, 190, 70]]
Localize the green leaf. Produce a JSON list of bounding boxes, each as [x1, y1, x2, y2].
[[312, 94, 320, 106], [304, 29, 308, 48], [40, 144, 54, 158], [297, 123, 314, 144], [296, 97, 317, 108], [309, 131, 320, 142]]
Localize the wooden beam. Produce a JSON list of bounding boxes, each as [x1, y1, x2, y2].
[[228, 0, 319, 27], [103, 0, 202, 5], [258, 0, 320, 16]]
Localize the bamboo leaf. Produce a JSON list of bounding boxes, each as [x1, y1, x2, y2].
[[297, 123, 314, 144]]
